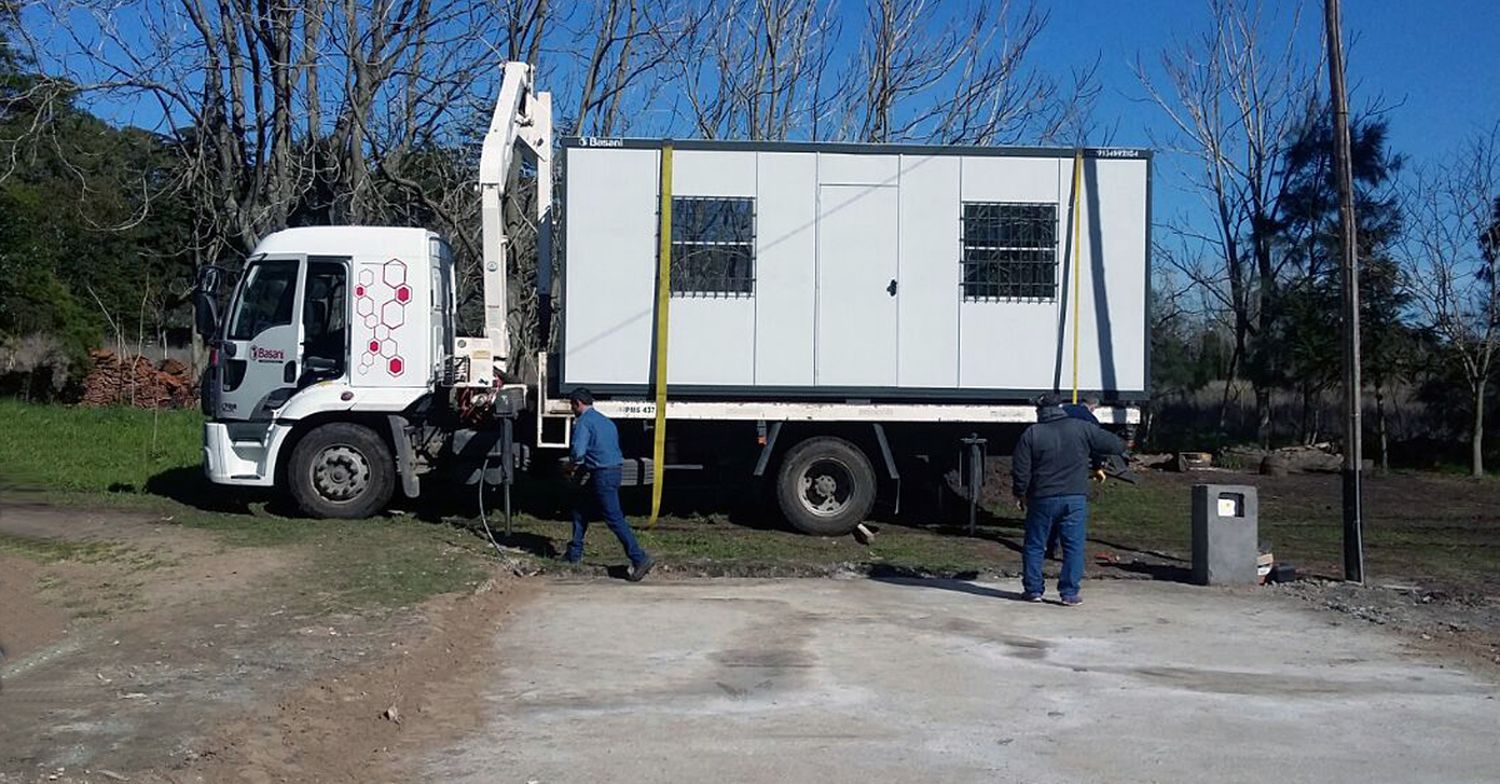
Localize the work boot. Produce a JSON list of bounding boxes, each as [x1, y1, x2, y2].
[[627, 556, 655, 582]]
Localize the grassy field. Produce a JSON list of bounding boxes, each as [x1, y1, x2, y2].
[[0, 399, 202, 493], [2, 401, 1497, 598]]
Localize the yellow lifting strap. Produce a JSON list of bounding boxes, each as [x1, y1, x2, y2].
[[1069, 148, 1085, 405], [648, 144, 673, 527]]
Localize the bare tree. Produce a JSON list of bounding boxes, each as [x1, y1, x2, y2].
[[1136, 0, 1322, 440], [1402, 127, 1500, 477], [19, 0, 552, 365], [566, 0, 701, 136], [506, 0, 550, 65], [666, 0, 841, 141], [842, 0, 1093, 145], [22, 0, 524, 242]]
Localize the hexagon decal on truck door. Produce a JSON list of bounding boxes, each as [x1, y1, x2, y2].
[[381, 301, 405, 328], [383, 259, 407, 287], [354, 258, 412, 381]]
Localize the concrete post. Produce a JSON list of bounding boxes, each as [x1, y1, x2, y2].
[[1191, 484, 1259, 586]]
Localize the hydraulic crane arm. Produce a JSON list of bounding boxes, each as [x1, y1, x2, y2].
[[477, 62, 552, 378]]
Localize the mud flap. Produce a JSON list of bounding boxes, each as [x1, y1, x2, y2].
[[388, 415, 420, 499]]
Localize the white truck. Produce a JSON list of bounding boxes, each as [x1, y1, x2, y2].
[[194, 63, 1149, 535]]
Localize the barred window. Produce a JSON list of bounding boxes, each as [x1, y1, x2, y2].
[[961, 202, 1058, 301], [671, 197, 755, 297]]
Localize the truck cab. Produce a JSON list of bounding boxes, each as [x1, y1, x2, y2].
[[201, 227, 456, 513]]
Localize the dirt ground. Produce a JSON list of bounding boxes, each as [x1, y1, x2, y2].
[[0, 503, 529, 784], [2, 478, 1497, 782]]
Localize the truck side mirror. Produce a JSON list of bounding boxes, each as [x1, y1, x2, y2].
[[194, 290, 219, 338], [194, 266, 223, 338]]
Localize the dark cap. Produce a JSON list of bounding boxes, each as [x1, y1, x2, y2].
[[1034, 393, 1064, 408], [568, 387, 595, 405]]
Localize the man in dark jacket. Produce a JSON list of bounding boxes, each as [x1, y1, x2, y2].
[[1012, 393, 1126, 605], [1047, 396, 1102, 559]]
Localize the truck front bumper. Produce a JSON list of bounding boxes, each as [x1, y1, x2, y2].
[[203, 421, 291, 487]]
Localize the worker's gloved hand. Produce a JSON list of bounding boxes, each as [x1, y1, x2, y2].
[[1092, 468, 1107, 483]]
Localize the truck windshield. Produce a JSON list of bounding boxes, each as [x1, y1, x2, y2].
[[228, 259, 299, 340]]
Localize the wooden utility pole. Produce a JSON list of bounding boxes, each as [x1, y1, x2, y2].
[[1324, 0, 1365, 583]]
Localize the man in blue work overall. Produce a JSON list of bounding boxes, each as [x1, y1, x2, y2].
[[1012, 394, 1125, 605], [563, 388, 654, 581]]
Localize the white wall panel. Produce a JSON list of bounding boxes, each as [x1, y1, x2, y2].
[[960, 156, 1061, 203], [897, 155, 960, 387], [817, 183, 898, 386], [817, 153, 900, 186], [959, 301, 1061, 388], [1064, 157, 1149, 393], [672, 150, 757, 196], [958, 156, 1065, 389], [563, 147, 658, 386], [754, 152, 818, 386], [660, 150, 759, 385], [667, 297, 755, 385]]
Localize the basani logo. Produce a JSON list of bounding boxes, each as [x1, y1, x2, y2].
[[251, 345, 286, 362]]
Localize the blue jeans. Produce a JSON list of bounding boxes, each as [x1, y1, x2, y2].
[[567, 466, 649, 567], [1022, 494, 1088, 599]]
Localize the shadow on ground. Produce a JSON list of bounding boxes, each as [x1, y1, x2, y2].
[[869, 571, 1029, 602], [143, 466, 300, 515], [1098, 561, 1195, 583]]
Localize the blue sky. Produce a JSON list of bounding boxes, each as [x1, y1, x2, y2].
[[1033, 0, 1499, 227], [1050, 0, 1500, 152]]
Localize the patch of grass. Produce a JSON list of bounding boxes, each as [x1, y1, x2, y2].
[[0, 530, 170, 580], [0, 400, 201, 493], [291, 516, 491, 612], [0, 531, 123, 563]]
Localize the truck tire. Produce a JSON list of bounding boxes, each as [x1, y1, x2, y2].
[[776, 436, 877, 536], [287, 422, 395, 519]]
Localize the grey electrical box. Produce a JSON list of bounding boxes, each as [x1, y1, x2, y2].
[[1191, 484, 1259, 585]]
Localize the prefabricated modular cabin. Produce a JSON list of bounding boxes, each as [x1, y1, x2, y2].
[[559, 138, 1150, 402]]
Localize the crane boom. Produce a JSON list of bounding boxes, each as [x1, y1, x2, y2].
[[477, 62, 552, 380]]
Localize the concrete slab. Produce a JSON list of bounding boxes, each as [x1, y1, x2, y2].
[[425, 579, 1500, 783]]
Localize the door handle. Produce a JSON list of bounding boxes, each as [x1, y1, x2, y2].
[[887, 279, 898, 296], [283, 361, 297, 383]]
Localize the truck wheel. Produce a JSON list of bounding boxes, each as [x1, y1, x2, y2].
[[288, 422, 395, 519], [776, 436, 877, 536]]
